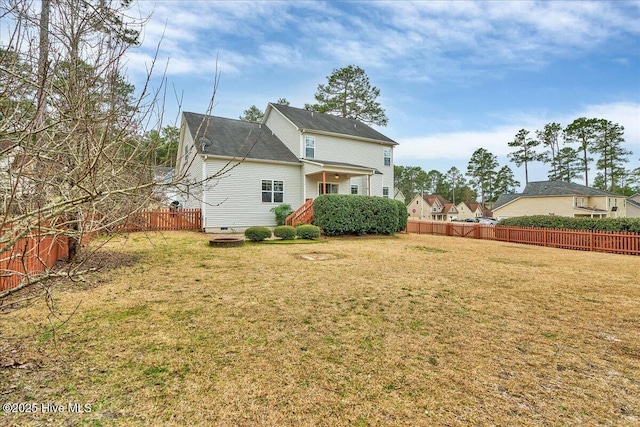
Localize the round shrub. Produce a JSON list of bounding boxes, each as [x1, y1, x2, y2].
[[244, 226, 272, 242], [274, 225, 296, 240], [296, 224, 321, 240]]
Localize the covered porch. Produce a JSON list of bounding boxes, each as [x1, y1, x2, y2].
[[285, 159, 380, 226], [301, 159, 380, 198]]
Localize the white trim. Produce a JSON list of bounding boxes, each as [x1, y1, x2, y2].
[[300, 128, 397, 146], [383, 147, 391, 167], [261, 179, 285, 204], [318, 182, 339, 196], [304, 135, 315, 159], [202, 154, 301, 166]]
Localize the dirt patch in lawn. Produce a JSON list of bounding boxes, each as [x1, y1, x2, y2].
[[298, 252, 340, 261], [1, 231, 638, 426]]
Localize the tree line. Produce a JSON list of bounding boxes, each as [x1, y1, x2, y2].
[[396, 118, 639, 206]]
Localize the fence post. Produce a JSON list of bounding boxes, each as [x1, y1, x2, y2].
[[590, 230, 594, 252], [446, 223, 452, 237]]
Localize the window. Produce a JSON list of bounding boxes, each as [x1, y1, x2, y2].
[[319, 183, 338, 195], [262, 180, 283, 203], [580, 197, 585, 207], [383, 187, 389, 198], [351, 185, 359, 195], [305, 136, 315, 158], [383, 148, 391, 166]]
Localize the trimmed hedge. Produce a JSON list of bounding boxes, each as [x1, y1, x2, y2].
[[244, 226, 272, 241], [498, 215, 640, 233], [274, 225, 296, 240], [296, 224, 321, 240], [313, 194, 400, 236], [393, 199, 409, 232]]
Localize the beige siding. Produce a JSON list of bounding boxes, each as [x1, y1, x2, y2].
[[304, 132, 393, 197], [493, 195, 626, 219], [177, 128, 204, 210], [201, 158, 303, 230], [264, 111, 301, 157]]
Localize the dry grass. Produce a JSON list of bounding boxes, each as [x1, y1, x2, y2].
[[1, 231, 639, 426]]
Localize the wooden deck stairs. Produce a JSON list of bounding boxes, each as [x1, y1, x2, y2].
[[285, 198, 314, 226]]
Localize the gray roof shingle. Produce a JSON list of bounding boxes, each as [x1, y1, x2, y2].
[[183, 112, 300, 164], [269, 104, 397, 145], [522, 181, 620, 197]]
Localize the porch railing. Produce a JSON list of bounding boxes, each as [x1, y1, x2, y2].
[[286, 199, 314, 226]]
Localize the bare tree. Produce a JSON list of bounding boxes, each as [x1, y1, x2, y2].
[[0, 0, 237, 298]]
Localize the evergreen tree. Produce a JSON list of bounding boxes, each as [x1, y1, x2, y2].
[[467, 148, 499, 205], [305, 65, 388, 126], [536, 122, 563, 180], [507, 128, 543, 184], [564, 117, 600, 186]]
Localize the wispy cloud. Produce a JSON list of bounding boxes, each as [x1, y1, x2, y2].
[[394, 102, 640, 164]]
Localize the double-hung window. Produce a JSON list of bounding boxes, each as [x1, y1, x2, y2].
[[262, 180, 284, 203], [383, 147, 391, 166], [383, 187, 389, 198], [351, 185, 359, 195], [305, 136, 315, 159]]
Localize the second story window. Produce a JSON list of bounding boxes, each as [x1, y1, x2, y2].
[[383, 147, 391, 166], [305, 136, 315, 158]]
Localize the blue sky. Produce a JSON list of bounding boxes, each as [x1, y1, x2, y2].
[[126, 0, 640, 190]]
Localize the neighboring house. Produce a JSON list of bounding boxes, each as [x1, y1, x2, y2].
[[456, 201, 492, 221], [627, 194, 640, 218], [151, 166, 178, 207], [176, 103, 397, 231], [394, 188, 406, 204], [492, 180, 628, 220], [406, 194, 457, 221]]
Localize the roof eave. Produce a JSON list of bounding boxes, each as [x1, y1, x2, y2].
[[300, 128, 398, 146]]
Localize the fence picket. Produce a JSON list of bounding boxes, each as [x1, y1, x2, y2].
[[406, 220, 639, 256]]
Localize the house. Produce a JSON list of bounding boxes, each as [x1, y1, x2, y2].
[[176, 103, 397, 231], [393, 188, 406, 204], [406, 194, 458, 221], [456, 201, 492, 221], [627, 195, 640, 218], [492, 180, 628, 220]]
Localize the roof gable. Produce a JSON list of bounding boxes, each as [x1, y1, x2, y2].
[[183, 112, 299, 164], [267, 103, 397, 145]]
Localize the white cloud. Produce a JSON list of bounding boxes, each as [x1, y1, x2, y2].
[[395, 102, 640, 165]]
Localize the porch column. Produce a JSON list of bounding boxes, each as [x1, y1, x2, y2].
[[367, 174, 371, 196], [322, 171, 326, 195]]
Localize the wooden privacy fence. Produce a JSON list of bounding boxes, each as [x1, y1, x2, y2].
[[1, 230, 69, 292], [117, 209, 202, 232], [406, 220, 640, 256], [1, 209, 202, 293]]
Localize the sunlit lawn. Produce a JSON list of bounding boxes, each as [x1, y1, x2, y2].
[[1, 231, 638, 426]]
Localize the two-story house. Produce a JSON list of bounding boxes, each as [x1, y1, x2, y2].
[[406, 194, 458, 221], [492, 180, 628, 220], [176, 103, 397, 232]]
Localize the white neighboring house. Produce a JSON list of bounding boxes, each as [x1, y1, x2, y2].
[[176, 103, 397, 232]]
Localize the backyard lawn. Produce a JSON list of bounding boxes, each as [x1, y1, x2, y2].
[[1, 231, 639, 426]]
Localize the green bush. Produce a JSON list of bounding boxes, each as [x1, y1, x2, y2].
[[313, 194, 399, 236], [498, 215, 640, 233], [273, 225, 296, 240], [393, 199, 409, 232], [244, 226, 272, 241], [270, 204, 293, 226], [296, 224, 321, 240]]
